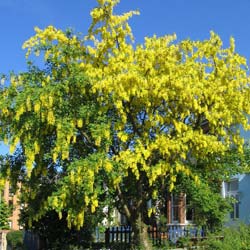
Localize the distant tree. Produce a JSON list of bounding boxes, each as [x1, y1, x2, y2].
[[0, 200, 10, 230], [1, 1, 250, 249], [0, 156, 11, 230]]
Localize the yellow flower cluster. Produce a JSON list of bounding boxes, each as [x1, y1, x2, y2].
[[22, 25, 81, 61]]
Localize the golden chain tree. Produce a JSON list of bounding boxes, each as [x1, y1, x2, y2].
[[1, 0, 250, 248]]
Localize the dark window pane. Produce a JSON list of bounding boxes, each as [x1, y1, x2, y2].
[[227, 180, 238, 192], [186, 207, 194, 221], [173, 206, 179, 221]]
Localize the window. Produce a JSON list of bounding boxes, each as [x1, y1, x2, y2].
[[171, 195, 179, 222], [186, 195, 194, 222], [230, 194, 240, 219], [169, 194, 193, 224], [227, 180, 238, 193], [226, 179, 240, 219]]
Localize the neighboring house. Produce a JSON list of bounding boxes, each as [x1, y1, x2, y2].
[[2, 181, 21, 230], [166, 175, 250, 226], [222, 174, 250, 224]]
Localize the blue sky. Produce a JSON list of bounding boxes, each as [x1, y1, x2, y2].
[[1, 0, 250, 153], [2, 0, 250, 74]]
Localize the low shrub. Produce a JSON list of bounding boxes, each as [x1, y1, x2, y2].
[[202, 223, 250, 250], [6, 230, 24, 250]]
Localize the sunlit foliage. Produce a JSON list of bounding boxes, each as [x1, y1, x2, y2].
[[0, 0, 250, 237]]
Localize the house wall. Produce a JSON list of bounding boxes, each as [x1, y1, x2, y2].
[[3, 181, 21, 230], [238, 174, 250, 223], [224, 174, 250, 225]]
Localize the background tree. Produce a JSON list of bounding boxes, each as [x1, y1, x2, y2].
[[0, 156, 11, 230], [1, 0, 250, 249], [0, 200, 10, 230]]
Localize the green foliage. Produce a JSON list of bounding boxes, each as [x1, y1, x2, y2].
[[20, 207, 105, 249], [176, 236, 194, 249], [178, 175, 231, 229], [169, 143, 250, 231], [0, 200, 11, 230], [202, 224, 250, 250], [219, 143, 250, 179], [6, 230, 24, 250], [153, 169, 231, 231]]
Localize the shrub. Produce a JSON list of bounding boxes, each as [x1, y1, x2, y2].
[[202, 223, 250, 250], [6, 230, 24, 250], [0, 200, 11, 230]]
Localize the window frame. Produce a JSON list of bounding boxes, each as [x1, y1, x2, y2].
[[226, 179, 240, 220]]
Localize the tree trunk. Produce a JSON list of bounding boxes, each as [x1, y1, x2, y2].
[[131, 212, 152, 250]]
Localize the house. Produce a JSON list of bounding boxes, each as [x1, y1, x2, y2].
[[2, 181, 21, 230], [222, 128, 250, 223], [222, 174, 250, 224]]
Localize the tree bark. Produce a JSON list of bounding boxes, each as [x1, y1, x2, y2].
[[131, 212, 152, 250]]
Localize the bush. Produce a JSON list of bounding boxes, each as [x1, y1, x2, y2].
[[202, 223, 250, 250], [6, 230, 24, 250], [0, 200, 11, 230], [176, 236, 194, 249]]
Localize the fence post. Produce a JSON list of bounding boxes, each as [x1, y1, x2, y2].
[[119, 226, 121, 242], [111, 227, 114, 242], [153, 226, 156, 245], [124, 227, 127, 243], [105, 228, 110, 245], [168, 226, 171, 242], [115, 227, 119, 242], [128, 226, 132, 244], [152, 227, 155, 245], [157, 226, 161, 245], [173, 226, 177, 244], [105, 226, 134, 245]]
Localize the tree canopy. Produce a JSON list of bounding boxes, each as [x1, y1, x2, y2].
[[1, 0, 250, 248]]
